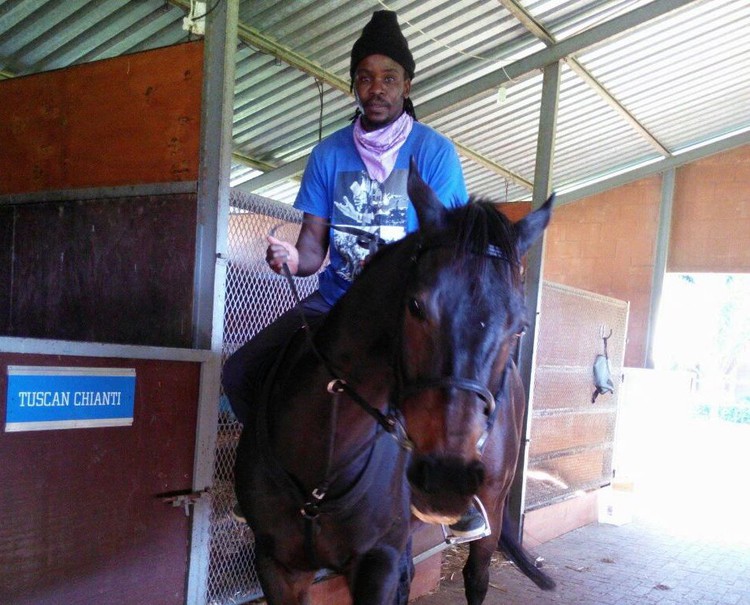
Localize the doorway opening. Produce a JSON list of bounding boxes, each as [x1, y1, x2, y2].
[[634, 273, 750, 542]]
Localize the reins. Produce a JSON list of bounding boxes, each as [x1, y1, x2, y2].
[[253, 278, 399, 568], [278, 259, 415, 450], [275, 227, 514, 457], [270, 219, 386, 257], [270, 218, 414, 449], [254, 345, 394, 570], [264, 221, 418, 569]]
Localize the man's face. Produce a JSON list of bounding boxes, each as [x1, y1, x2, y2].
[[353, 54, 411, 131]]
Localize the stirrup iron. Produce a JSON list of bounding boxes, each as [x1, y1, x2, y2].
[[441, 495, 492, 545]]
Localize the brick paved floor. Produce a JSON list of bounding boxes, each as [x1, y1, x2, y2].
[[414, 416, 750, 605], [413, 516, 750, 605]]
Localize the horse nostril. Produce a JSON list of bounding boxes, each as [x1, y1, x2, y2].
[[465, 460, 485, 493], [407, 457, 436, 494]]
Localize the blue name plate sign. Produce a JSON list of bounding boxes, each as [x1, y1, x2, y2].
[[5, 366, 136, 432]]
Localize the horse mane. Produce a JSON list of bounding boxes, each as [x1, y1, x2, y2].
[[332, 198, 524, 320], [438, 198, 523, 287]]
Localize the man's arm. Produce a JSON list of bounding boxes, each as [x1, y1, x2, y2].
[[266, 213, 329, 277]]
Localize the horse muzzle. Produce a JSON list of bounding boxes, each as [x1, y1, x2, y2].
[[409, 506, 461, 526], [407, 454, 485, 522]]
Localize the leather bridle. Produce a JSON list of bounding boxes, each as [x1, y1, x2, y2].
[[276, 229, 514, 456]]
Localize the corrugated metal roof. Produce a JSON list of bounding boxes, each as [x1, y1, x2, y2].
[[577, 0, 750, 152], [0, 1, 187, 73], [1, 0, 748, 205]]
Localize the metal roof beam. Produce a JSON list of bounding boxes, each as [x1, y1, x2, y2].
[[564, 61, 671, 156], [236, 21, 350, 92], [170, 0, 350, 92], [452, 142, 532, 189], [231, 151, 275, 173], [235, 156, 307, 194], [418, 0, 697, 120], [498, 0, 672, 157], [554, 128, 750, 205], [167, 1, 532, 191]]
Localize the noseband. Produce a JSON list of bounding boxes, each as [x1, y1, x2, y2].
[[400, 378, 495, 418], [397, 374, 504, 455]]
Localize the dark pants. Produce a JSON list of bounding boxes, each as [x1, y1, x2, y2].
[[222, 290, 331, 424]]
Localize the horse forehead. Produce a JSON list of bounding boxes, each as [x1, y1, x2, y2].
[[411, 240, 521, 306], [425, 262, 513, 306]]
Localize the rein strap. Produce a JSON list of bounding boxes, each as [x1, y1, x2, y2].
[[280, 263, 414, 450]]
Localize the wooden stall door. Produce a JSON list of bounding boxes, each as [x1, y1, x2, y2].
[[0, 354, 201, 605]]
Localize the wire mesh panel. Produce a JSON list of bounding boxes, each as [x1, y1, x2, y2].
[[524, 282, 629, 512], [205, 189, 319, 605]]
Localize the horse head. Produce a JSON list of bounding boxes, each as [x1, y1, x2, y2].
[[400, 158, 552, 524]]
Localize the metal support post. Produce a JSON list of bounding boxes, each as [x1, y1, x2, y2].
[[187, 1, 239, 603], [645, 169, 675, 368], [507, 60, 561, 544]]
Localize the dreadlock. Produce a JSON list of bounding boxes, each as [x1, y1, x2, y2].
[[404, 97, 417, 120]]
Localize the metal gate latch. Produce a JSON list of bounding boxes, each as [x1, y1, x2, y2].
[[160, 489, 210, 517]]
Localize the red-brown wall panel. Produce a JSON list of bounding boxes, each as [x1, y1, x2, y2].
[[0, 41, 203, 194], [543, 177, 661, 367], [669, 145, 750, 272], [542, 144, 750, 368]]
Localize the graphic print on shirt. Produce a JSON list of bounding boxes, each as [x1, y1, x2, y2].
[[332, 170, 408, 282]]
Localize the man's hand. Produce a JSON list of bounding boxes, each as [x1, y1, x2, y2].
[[266, 214, 328, 278], [266, 235, 299, 275]]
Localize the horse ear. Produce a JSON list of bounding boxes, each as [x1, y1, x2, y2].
[[407, 157, 447, 231], [514, 193, 554, 256]]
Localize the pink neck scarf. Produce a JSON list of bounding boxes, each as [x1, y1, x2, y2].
[[352, 111, 414, 183]]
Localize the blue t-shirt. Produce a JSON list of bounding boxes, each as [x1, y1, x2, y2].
[[294, 121, 468, 305]]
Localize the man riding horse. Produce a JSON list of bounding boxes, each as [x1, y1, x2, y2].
[[227, 13, 556, 604], [223, 10, 487, 542]]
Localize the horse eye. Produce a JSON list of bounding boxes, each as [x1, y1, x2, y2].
[[408, 298, 426, 320]]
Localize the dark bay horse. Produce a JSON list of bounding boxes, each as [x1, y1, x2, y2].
[[234, 160, 555, 604]]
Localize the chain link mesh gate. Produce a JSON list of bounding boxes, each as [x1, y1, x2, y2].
[[524, 282, 629, 512], [205, 189, 319, 605]]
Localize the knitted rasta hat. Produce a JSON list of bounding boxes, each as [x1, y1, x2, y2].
[[350, 10, 415, 81]]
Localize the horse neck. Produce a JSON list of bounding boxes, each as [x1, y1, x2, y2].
[[316, 249, 406, 401], [269, 252, 406, 489]]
